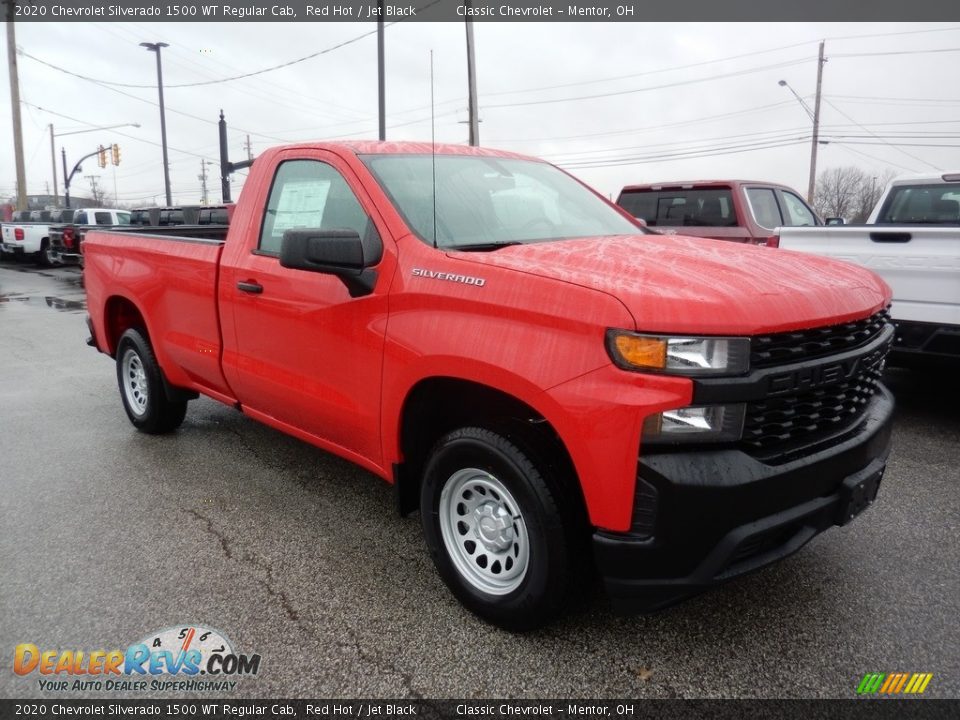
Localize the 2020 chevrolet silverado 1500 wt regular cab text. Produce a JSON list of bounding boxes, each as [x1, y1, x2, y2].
[[777, 173, 960, 366], [84, 142, 895, 630]]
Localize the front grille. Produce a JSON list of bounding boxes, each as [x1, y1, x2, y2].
[[751, 308, 891, 368], [741, 310, 891, 453]]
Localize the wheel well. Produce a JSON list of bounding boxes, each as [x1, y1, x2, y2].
[[103, 296, 147, 356], [395, 378, 586, 523]]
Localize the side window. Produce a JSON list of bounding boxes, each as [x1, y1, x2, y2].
[[745, 188, 783, 229], [74, 211, 87, 225], [780, 191, 817, 226], [258, 159, 370, 255], [94, 212, 112, 225]]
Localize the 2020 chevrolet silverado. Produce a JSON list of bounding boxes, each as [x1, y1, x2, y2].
[[84, 142, 894, 629], [777, 172, 960, 366]]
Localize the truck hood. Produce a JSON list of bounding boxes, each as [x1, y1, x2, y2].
[[449, 234, 890, 335]]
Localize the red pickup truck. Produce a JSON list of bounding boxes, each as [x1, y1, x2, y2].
[[84, 142, 894, 630], [616, 180, 822, 244]]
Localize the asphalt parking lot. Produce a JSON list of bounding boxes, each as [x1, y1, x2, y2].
[[0, 260, 957, 700]]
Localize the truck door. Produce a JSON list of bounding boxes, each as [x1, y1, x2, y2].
[[219, 153, 393, 468]]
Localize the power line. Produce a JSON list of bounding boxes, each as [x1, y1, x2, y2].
[[558, 137, 812, 170], [541, 129, 960, 164], [822, 99, 942, 171], [19, 28, 383, 89], [492, 101, 800, 144], [22, 100, 220, 162], [829, 143, 919, 174], [558, 141, 811, 170], [830, 47, 960, 58], [89, 21, 370, 124], [18, 0, 445, 89], [483, 58, 812, 110], [826, 94, 960, 105]]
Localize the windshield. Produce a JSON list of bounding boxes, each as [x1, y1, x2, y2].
[[618, 188, 738, 228], [876, 183, 960, 224], [361, 154, 640, 248]]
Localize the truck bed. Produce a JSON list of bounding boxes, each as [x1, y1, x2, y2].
[[83, 229, 234, 401], [777, 225, 960, 326]]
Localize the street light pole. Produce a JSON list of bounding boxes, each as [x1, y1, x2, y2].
[[141, 42, 172, 206], [808, 40, 826, 205], [778, 41, 826, 205]]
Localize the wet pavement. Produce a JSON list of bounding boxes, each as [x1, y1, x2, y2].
[[0, 259, 958, 699]]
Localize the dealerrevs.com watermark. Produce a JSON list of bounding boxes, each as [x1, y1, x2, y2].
[[13, 625, 261, 693]]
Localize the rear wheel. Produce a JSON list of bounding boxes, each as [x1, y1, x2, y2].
[[37, 239, 59, 267], [115, 328, 187, 434], [420, 427, 583, 631]]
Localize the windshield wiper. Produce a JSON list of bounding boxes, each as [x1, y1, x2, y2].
[[446, 241, 524, 252]]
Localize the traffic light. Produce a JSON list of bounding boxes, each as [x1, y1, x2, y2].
[[98, 145, 107, 168], [111, 144, 120, 166]]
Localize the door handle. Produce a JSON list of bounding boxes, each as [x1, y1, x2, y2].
[[870, 232, 912, 243], [237, 280, 263, 294]]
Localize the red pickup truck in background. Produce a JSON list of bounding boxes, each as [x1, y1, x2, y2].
[[616, 180, 822, 245], [84, 142, 894, 630]]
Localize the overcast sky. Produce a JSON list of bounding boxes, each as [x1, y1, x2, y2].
[[3, 20, 959, 207]]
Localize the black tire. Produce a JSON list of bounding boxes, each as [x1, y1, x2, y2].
[[420, 426, 583, 631], [115, 328, 188, 434], [37, 239, 51, 267]]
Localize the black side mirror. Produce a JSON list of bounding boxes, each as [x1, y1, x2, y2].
[[280, 228, 378, 297], [825, 217, 846, 225]]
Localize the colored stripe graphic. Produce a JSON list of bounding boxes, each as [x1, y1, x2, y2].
[[857, 672, 933, 695], [904, 673, 934, 694], [858, 673, 885, 694]]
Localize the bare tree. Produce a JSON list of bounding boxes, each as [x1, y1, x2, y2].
[[814, 166, 865, 220], [815, 166, 898, 222], [851, 169, 897, 222]]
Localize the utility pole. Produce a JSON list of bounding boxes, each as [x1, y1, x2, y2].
[[219, 110, 231, 203], [49, 124, 59, 205], [244, 134, 253, 161], [464, 1, 479, 147], [377, 0, 385, 141], [141, 42, 172, 206], [808, 40, 825, 204], [6, 6, 28, 211], [198, 159, 209, 205], [85, 175, 102, 206]]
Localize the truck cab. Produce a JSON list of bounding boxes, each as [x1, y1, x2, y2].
[[617, 180, 821, 245]]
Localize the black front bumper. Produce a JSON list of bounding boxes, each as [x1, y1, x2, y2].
[[594, 386, 894, 613], [890, 319, 960, 366]]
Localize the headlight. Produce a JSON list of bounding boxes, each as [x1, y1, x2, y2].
[[606, 330, 750, 376], [642, 404, 745, 445]]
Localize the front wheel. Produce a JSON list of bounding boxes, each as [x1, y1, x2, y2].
[[115, 328, 187, 434], [420, 427, 582, 631]]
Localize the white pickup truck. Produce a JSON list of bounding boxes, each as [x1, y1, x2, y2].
[[777, 173, 960, 366], [0, 209, 72, 266]]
